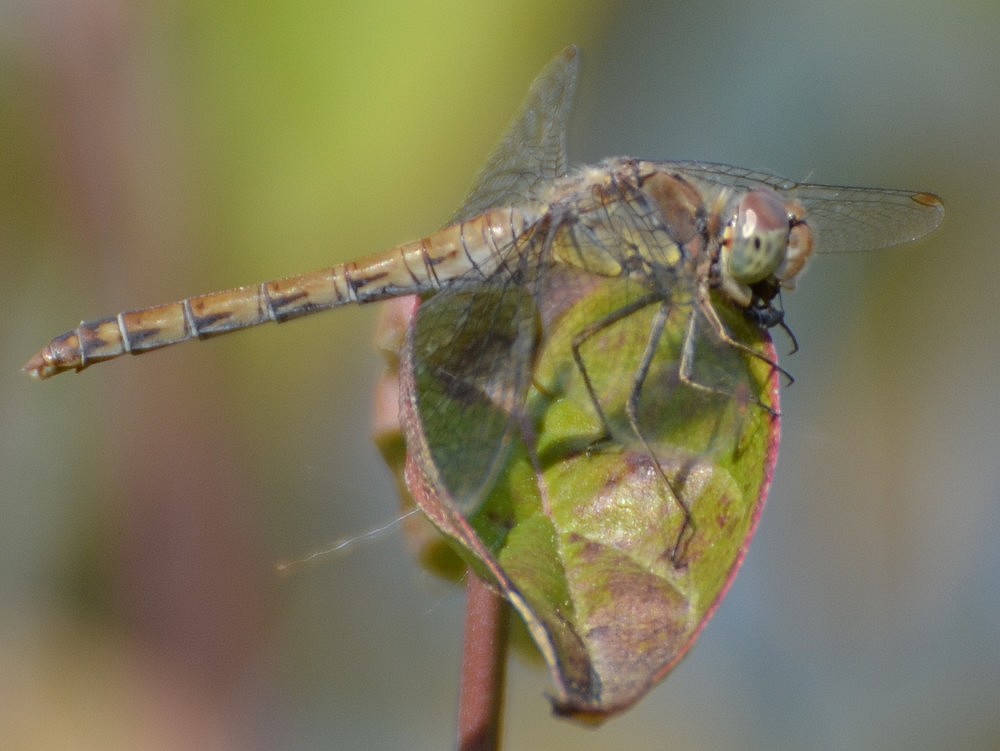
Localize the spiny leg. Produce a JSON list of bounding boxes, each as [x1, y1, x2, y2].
[[679, 286, 790, 416], [623, 301, 697, 567], [743, 302, 800, 361], [745, 282, 801, 359], [571, 292, 696, 568], [570, 292, 661, 442]]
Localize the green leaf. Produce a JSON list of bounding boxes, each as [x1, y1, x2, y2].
[[393, 278, 780, 720]]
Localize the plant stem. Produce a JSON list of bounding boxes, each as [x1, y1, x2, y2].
[[456, 573, 509, 751]]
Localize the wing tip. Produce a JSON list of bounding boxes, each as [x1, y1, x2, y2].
[[912, 191, 945, 236], [912, 191, 944, 211]]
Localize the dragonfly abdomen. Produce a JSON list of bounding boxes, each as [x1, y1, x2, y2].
[[22, 207, 536, 379], [23, 283, 297, 379]]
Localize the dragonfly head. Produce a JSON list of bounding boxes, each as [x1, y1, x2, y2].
[[720, 188, 814, 307]]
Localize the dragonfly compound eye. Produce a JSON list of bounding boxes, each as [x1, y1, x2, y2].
[[726, 188, 790, 285]]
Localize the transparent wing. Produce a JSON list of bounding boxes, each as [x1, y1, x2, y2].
[[449, 46, 579, 223], [665, 160, 944, 254], [412, 49, 580, 511], [410, 273, 540, 512]]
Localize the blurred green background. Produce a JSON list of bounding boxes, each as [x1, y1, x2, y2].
[[2, 1, 997, 749]]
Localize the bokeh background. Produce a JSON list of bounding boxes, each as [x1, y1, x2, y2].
[[2, 1, 997, 749]]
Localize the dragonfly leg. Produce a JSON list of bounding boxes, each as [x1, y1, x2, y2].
[[624, 301, 696, 567], [742, 300, 800, 362], [571, 292, 696, 568], [682, 288, 790, 415], [570, 292, 661, 442]]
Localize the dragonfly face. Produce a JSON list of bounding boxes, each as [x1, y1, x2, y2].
[[721, 188, 801, 301]]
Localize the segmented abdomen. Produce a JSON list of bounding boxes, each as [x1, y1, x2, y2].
[[23, 206, 537, 379]]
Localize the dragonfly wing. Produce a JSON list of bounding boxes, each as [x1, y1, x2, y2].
[[449, 46, 579, 223], [665, 160, 944, 254], [783, 182, 943, 254], [405, 48, 580, 510], [407, 275, 539, 513]]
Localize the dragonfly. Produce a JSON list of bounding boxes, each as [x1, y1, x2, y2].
[[24, 46, 944, 719], [24, 46, 943, 517]]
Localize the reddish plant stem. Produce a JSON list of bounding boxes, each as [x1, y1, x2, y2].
[[456, 573, 510, 751]]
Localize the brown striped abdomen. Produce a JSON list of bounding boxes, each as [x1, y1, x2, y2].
[[23, 206, 537, 379]]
